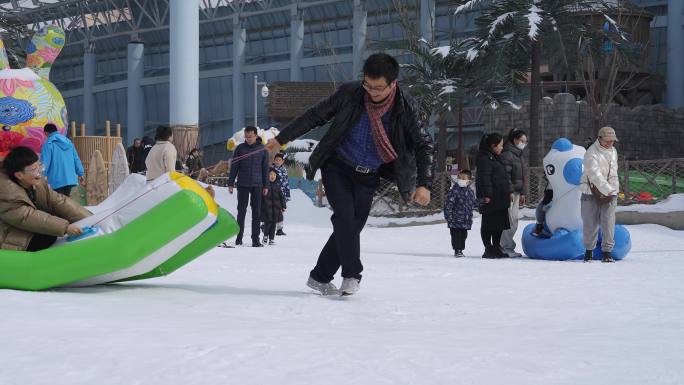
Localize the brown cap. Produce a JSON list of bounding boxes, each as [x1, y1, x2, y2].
[[598, 126, 618, 142]]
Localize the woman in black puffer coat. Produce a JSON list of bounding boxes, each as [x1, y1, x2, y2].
[[475, 133, 513, 258], [261, 168, 287, 244]]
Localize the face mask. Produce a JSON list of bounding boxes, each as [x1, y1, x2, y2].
[[456, 179, 469, 188], [516, 142, 527, 150]]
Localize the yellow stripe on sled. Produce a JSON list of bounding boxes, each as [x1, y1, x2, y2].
[[169, 172, 219, 216]]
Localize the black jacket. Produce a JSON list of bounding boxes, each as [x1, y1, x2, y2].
[[261, 180, 286, 223], [500, 142, 527, 194], [228, 142, 269, 188], [275, 81, 434, 201], [475, 142, 512, 213]]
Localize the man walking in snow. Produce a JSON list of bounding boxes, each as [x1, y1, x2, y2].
[[266, 53, 434, 295], [41, 123, 85, 197]]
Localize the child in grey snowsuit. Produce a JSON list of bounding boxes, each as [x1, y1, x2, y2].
[[444, 170, 478, 257]]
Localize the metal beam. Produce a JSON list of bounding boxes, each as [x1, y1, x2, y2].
[[232, 16, 246, 133], [352, 0, 366, 78], [82, 43, 96, 134], [667, 0, 684, 108], [290, 5, 303, 81], [127, 40, 144, 144]]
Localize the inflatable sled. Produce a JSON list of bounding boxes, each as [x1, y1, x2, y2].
[[522, 138, 631, 261], [0, 172, 239, 290], [522, 223, 631, 261]]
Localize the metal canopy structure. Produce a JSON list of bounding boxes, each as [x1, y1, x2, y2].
[[0, 0, 471, 164]]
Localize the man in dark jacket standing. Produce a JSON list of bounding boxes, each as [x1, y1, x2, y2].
[[228, 126, 269, 247], [265, 53, 434, 295], [126, 138, 141, 173]]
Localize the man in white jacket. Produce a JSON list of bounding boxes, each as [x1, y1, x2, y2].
[[580, 126, 620, 263]]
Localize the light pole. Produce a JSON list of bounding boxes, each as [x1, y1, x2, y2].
[[253, 75, 269, 128]]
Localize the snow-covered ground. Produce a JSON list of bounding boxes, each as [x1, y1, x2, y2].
[[2, 189, 684, 385]]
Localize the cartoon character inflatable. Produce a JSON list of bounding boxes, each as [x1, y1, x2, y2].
[[521, 138, 631, 261], [0, 26, 67, 156], [0, 172, 239, 290], [226, 127, 286, 152]]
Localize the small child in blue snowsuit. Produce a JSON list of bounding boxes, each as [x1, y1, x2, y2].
[[272, 153, 290, 236], [444, 169, 478, 257]]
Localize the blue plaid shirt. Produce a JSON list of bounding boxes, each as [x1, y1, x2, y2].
[[336, 110, 392, 171]]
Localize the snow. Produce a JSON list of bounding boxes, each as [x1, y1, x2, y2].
[[466, 47, 480, 62], [489, 12, 516, 36], [504, 100, 522, 110], [2, 189, 684, 385], [527, 4, 543, 41], [432, 45, 451, 58]]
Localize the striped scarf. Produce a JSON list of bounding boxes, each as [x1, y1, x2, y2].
[[364, 85, 398, 163]]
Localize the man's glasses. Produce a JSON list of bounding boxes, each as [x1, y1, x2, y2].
[[362, 80, 391, 93], [23, 164, 44, 176]]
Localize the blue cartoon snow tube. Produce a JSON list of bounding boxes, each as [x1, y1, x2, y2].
[[522, 223, 631, 261]]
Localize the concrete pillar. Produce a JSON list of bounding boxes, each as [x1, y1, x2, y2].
[[232, 16, 246, 133], [169, 0, 199, 159], [667, 0, 684, 108], [127, 40, 144, 144], [290, 6, 304, 81], [352, 0, 367, 78], [420, 0, 435, 44], [83, 43, 96, 135]]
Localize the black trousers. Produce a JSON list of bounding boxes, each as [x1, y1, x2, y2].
[[480, 228, 503, 248], [236, 186, 262, 243], [310, 159, 379, 283], [262, 221, 277, 240], [54, 185, 74, 197], [450, 228, 467, 251], [27, 233, 57, 252]]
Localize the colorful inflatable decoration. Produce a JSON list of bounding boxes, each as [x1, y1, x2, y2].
[[0, 172, 239, 290], [226, 127, 286, 152], [521, 138, 631, 261], [0, 26, 68, 156]]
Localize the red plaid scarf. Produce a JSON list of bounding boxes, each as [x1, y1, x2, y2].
[[364, 85, 398, 163]]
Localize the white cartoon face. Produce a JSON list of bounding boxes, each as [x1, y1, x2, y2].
[[542, 138, 586, 233]]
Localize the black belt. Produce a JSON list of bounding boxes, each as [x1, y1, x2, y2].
[[334, 155, 377, 174]]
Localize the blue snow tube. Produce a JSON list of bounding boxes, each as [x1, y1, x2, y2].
[[522, 224, 631, 261]]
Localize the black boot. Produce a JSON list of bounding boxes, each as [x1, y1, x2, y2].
[[583, 250, 592, 262], [482, 246, 504, 259], [601, 251, 615, 263], [276, 229, 286, 236]]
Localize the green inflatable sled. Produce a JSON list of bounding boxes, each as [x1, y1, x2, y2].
[[0, 172, 239, 291]]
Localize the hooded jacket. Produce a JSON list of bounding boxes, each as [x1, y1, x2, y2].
[[40, 132, 84, 189], [0, 171, 91, 250], [500, 141, 527, 194], [475, 139, 512, 213]]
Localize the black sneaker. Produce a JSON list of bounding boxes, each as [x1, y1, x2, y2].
[[252, 241, 263, 248], [454, 250, 464, 258], [262, 236, 268, 245], [276, 229, 286, 236], [235, 239, 243, 246], [268, 239, 275, 245], [583, 250, 593, 262], [601, 251, 615, 263]]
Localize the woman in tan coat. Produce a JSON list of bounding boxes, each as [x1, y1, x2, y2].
[[0, 147, 91, 251]]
